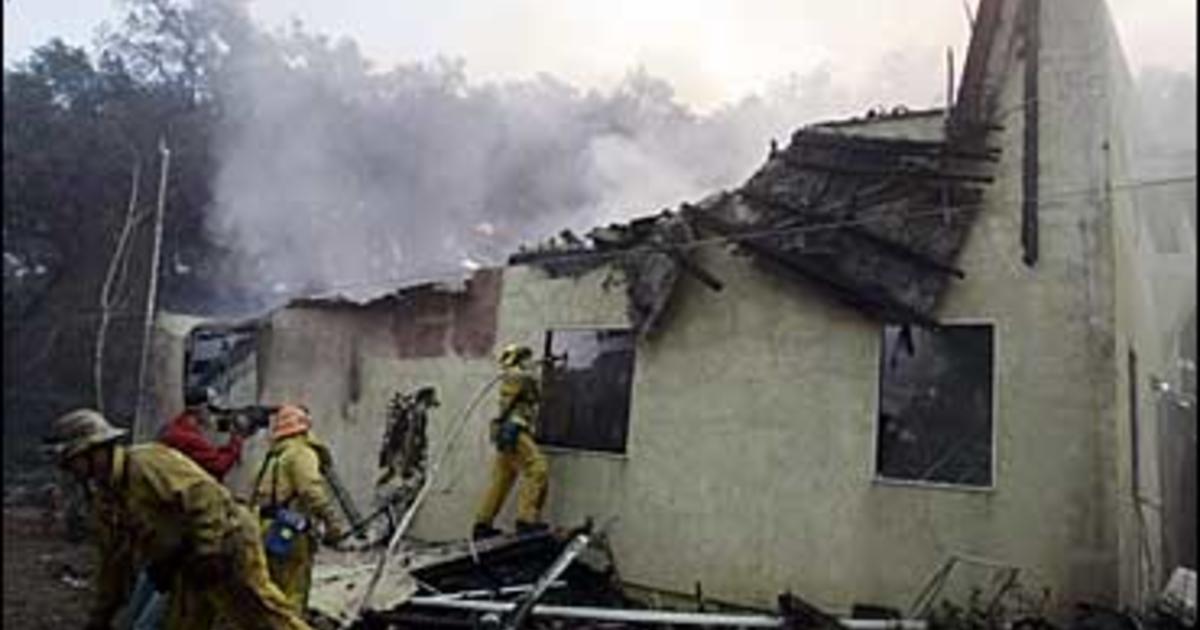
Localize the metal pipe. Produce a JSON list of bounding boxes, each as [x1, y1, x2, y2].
[[424, 581, 566, 602], [503, 526, 594, 629], [406, 596, 929, 630]]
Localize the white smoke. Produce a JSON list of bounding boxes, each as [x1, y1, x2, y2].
[[1128, 64, 1197, 363], [204, 12, 946, 301]]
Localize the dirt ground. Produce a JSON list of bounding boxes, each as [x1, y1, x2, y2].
[[3, 507, 95, 629]]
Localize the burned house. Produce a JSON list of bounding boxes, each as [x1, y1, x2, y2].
[[139, 0, 1196, 618]]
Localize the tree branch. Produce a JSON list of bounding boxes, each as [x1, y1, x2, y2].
[[95, 159, 141, 413]]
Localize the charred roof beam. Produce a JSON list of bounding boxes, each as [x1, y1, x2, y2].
[[740, 184, 914, 222], [736, 190, 965, 278], [666, 248, 724, 292], [795, 132, 1001, 162], [689, 210, 939, 326], [779, 155, 995, 185], [841, 225, 966, 278]]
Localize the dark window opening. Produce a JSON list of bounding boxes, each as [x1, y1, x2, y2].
[[537, 328, 636, 454], [876, 323, 995, 487], [184, 325, 259, 406]]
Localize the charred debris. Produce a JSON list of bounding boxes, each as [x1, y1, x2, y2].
[[318, 525, 1194, 630], [319, 523, 925, 630], [509, 121, 999, 336]]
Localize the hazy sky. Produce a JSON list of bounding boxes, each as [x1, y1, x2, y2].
[[3, 0, 1196, 109]]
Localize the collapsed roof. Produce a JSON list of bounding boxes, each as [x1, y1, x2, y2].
[[279, 0, 1012, 338], [510, 117, 999, 334], [508, 0, 1028, 337]]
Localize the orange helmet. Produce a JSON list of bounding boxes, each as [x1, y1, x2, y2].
[[271, 405, 311, 440]]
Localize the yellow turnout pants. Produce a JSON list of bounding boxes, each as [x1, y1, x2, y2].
[[165, 505, 310, 630], [261, 518, 315, 613], [475, 432, 548, 525]]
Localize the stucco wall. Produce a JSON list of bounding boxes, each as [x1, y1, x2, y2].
[[138, 311, 208, 441], [410, 0, 1128, 613], [233, 0, 1151, 615], [234, 303, 410, 502]]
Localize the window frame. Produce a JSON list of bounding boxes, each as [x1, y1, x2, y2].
[[183, 323, 260, 406], [869, 317, 1000, 493], [536, 325, 638, 456]]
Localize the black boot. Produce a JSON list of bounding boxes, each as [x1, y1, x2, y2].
[[514, 520, 550, 536], [472, 522, 502, 540]]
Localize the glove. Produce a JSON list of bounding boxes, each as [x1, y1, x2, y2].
[[190, 554, 232, 584], [322, 523, 347, 546], [496, 421, 521, 453]]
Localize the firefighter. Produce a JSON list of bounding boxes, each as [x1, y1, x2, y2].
[[45, 408, 310, 630], [123, 387, 246, 630], [251, 405, 347, 613], [472, 343, 550, 539], [158, 386, 244, 481]]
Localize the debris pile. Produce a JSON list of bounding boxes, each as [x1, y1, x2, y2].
[[311, 524, 933, 630], [1157, 567, 1196, 628]]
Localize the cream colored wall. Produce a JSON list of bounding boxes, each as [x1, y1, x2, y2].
[[137, 311, 207, 441], [241, 0, 1165, 615]]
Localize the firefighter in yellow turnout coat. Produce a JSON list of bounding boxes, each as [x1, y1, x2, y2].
[[45, 408, 309, 630], [86, 481, 137, 628], [253, 405, 347, 613], [473, 343, 550, 538]]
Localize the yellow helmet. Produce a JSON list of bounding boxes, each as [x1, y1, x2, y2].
[[498, 343, 533, 368], [45, 408, 128, 463]]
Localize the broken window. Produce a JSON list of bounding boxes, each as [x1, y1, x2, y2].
[[184, 325, 259, 407], [876, 323, 994, 487], [537, 328, 636, 454]]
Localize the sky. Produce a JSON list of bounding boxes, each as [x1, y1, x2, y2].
[[3, 0, 1196, 111]]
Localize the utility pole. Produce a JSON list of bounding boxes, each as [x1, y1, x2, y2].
[[134, 137, 171, 433]]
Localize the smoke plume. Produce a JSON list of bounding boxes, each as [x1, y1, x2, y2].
[[204, 11, 945, 303], [203, 6, 1192, 310]]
